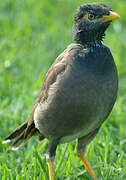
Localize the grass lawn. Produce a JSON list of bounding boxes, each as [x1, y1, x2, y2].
[[0, 0, 126, 179]]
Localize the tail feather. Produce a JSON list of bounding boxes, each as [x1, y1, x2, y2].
[[3, 122, 27, 143], [12, 132, 25, 146], [3, 122, 38, 150], [12, 127, 36, 151]]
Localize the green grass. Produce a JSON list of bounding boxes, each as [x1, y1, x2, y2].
[[0, 0, 126, 179]]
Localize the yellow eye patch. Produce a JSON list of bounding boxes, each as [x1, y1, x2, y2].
[[82, 11, 120, 23], [82, 13, 103, 23]]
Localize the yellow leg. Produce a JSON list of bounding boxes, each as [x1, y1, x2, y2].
[[78, 152, 96, 180], [46, 154, 54, 180]]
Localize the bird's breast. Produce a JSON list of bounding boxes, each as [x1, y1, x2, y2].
[[34, 45, 118, 141]]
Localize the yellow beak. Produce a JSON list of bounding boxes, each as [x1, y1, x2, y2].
[[102, 11, 120, 22]]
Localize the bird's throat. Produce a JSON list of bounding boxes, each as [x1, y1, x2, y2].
[[73, 30, 105, 47]]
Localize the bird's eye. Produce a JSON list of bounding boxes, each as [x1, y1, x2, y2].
[[88, 13, 95, 20]]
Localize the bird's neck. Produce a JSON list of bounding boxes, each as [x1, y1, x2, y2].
[[73, 27, 105, 47], [73, 30, 104, 47]]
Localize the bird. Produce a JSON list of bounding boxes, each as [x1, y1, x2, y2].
[[3, 3, 120, 180]]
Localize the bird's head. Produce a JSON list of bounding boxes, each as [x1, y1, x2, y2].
[[73, 3, 120, 45]]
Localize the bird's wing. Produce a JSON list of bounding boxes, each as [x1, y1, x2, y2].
[[26, 44, 79, 129]]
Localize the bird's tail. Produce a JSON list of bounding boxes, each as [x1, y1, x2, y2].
[[2, 122, 37, 151]]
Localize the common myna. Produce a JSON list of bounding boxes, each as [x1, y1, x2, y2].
[[3, 3, 120, 180]]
